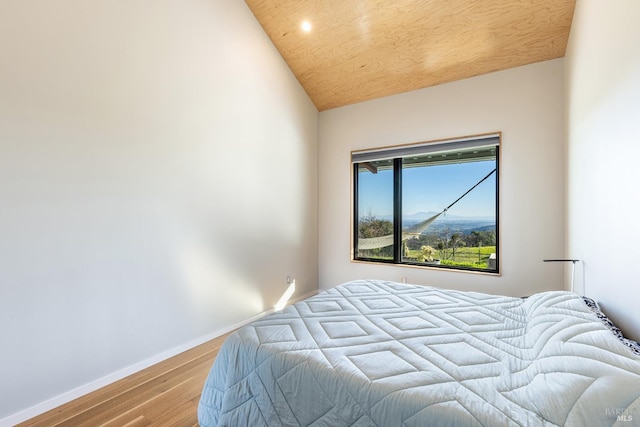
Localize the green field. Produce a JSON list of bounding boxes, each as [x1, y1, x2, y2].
[[405, 245, 496, 269]]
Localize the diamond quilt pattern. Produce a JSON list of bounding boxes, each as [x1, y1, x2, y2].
[[198, 280, 640, 426]]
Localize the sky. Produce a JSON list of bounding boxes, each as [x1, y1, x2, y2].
[[358, 160, 496, 218]]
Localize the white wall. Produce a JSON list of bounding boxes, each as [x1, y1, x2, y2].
[[564, 0, 640, 341], [0, 0, 318, 421], [319, 59, 565, 296]]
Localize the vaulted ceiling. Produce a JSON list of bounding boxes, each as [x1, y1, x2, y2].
[[244, 0, 576, 111]]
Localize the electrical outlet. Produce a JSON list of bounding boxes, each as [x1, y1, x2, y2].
[[287, 275, 291, 284], [402, 276, 407, 283]]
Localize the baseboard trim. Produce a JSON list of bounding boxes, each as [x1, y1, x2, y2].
[[0, 289, 318, 427]]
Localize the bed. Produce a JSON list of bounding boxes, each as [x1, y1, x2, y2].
[[198, 280, 640, 426]]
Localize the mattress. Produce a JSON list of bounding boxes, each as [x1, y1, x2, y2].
[[198, 280, 640, 426]]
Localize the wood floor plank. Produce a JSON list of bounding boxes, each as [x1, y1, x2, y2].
[[98, 360, 210, 427], [140, 371, 209, 424], [147, 396, 202, 427], [98, 377, 195, 427], [17, 332, 232, 427], [53, 351, 216, 426], [23, 336, 227, 426], [120, 415, 151, 427]]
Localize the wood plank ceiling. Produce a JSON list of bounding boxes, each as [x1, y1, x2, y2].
[[244, 0, 576, 111]]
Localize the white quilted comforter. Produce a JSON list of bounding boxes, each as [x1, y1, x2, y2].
[[198, 280, 640, 426]]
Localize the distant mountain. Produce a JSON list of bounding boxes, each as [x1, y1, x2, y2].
[[378, 212, 495, 222], [406, 211, 461, 220], [405, 211, 494, 222]]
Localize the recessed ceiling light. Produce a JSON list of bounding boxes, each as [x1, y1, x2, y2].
[[301, 20, 312, 33]]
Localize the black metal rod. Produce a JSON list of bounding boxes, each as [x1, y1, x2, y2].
[[393, 158, 403, 262], [444, 168, 497, 212]]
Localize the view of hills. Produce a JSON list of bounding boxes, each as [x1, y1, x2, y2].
[[404, 211, 495, 222], [378, 211, 495, 223], [375, 211, 496, 237]]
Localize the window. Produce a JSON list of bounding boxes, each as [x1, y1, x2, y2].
[[353, 134, 500, 273]]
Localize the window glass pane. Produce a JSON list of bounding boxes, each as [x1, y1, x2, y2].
[[356, 160, 394, 260], [401, 152, 497, 271]]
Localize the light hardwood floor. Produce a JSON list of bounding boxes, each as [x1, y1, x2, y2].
[[17, 332, 232, 427]]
